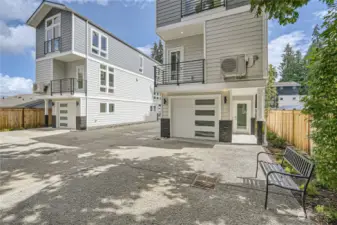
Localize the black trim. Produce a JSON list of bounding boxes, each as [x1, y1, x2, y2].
[[251, 118, 256, 135], [52, 115, 56, 128], [219, 120, 232, 142], [161, 118, 170, 138], [45, 115, 49, 127], [257, 121, 264, 145]]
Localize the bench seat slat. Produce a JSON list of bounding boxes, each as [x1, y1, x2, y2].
[[259, 161, 299, 190]]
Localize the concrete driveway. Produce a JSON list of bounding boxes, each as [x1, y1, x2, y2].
[[0, 123, 311, 225]]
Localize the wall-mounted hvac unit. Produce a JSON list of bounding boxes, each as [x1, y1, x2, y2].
[[33, 83, 45, 93], [221, 54, 247, 78]]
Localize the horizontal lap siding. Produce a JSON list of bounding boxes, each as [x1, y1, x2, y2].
[[36, 9, 72, 59], [226, 0, 250, 10], [165, 35, 204, 63], [74, 15, 86, 54], [205, 11, 263, 83], [53, 60, 66, 80], [156, 0, 181, 27], [87, 24, 156, 80], [36, 59, 53, 84], [87, 99, 155, 127]]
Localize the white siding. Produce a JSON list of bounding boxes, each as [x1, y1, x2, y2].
[[36, 59, 53, 84], [87, 99, 155, 128], [74, 15, 86, 54], [165, 35, 204, 63], [66, 59, 86, 79], [53, 60, 66, 80], [205, 11, 263, 83], [278, 95, 302, 108]]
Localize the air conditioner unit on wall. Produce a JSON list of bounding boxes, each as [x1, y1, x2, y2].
[[33, 83, 45, 93], [221, 54, 247, 78]]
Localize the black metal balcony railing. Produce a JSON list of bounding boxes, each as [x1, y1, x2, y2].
[[44, 37, 61, 54], [51, 78, 87, 96], [154, 59, 205, 87], [182, 0, 225, 17]]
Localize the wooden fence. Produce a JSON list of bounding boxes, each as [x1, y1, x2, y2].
[[0, 108, 52, 130], [266, 110, 312, 155]]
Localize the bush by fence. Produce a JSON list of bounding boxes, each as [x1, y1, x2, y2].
[[0, 108, 52, 130], [266, 110, 312, 155]]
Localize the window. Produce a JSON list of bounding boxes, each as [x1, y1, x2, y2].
[[195, 110, 215, 116], [292, 86, 297, 90], [280, 87, 284, 90], [45, 14, 61, 54], [280, 97, 283, 100], [153, 106, 156, 111], [195, 99, 215, 105], [100, 64, 107, 92], [109, 103, 115, 113], [150, 106, 153, 111], [108, 67, 114, 93], [100, 103, 106, 113], [91, 29, 108, 58], [139, 56, 144, 73], [195, 131, 215, 138], [293, 97, 296, 100]]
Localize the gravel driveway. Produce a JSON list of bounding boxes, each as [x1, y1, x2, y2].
[[0, 122, 311, 224]]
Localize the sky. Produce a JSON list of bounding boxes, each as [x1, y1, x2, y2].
[[0, 0, 329, 97]]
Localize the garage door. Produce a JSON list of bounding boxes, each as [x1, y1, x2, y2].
[[171, 97, 219, 140], [58, 102, 76, 129]]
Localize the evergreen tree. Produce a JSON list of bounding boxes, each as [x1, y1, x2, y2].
[[265, 64, 278, 111], [151, 40, 163, 63]]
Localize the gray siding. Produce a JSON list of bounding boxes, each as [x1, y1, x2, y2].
[[74, 15, 86, 54], [36, 59, 53, 84], [87, 24, 156, 80], [52, 59, 86, 80], [53, 60, 66, 80], [277, 86, 299, 95], [226, 0, 250, 10], [35, 9, 72, 59], [205, 11, 263, 83], [156, 0, 181, 27], [165, 35, 204, 63]]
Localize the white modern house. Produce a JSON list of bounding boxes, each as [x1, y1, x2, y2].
[[155, 0, 268, 144], [275, 82, 303, 110], [26, 1, 159, 130]]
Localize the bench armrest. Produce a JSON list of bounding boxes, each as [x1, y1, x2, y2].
[[267, 171, 308, 180], [257, 152, 284, 162]]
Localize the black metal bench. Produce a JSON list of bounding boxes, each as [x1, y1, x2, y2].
[[255, 147, 315, 217]]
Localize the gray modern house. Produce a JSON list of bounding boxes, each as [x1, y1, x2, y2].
[[155, 0, 268, 144], [26, 1, 160, 130], [275, 82, 303, 109]]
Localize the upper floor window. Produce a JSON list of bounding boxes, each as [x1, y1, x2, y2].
[[91, 29, 108, 59], [45, 14, 61, 54], [292, 86, 297, 90], [100, 64, 114, 93], [139, 56, 144, 73]]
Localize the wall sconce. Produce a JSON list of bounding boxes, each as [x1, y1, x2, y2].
[[224, 96, 227, 104], [76, 101, 79, 106], [52, 102, 55, 106], [163, 98, 167, 105]]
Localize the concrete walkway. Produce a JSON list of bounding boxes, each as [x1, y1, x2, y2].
[[0, 123, 312, 225]]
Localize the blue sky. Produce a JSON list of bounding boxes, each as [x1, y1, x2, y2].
[[0, 0, 329, 96]]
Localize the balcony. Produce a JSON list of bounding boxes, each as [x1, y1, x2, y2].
[[51, 78, 87, 96], [182, 0, 225, 17], [44, 37, 61, 54], [154, 59, 205, 87]]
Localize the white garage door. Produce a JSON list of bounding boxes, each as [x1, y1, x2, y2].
[[171, 97, 219, 140], [58, 102, 76, 129]]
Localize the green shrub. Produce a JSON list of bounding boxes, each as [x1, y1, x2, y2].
[[299, 182, 319, 196], [270, 136, 287, 149], [315, 205, 337, 223], [267, 130, 277, 141]]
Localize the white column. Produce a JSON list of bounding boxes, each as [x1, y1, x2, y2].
[[44, 99, 48, 115], [257, 87, 265, 121]]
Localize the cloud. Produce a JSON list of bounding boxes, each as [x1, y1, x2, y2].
[[31, 50, 36, 60], [0, 73, 33, 97], [268, 31, 310, 69], [137, 44, 152, 56], [0, 22, 35, 54], [313, 9, 328, 19]]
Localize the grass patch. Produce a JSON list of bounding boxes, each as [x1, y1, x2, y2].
[[315, 205, 337, 223]]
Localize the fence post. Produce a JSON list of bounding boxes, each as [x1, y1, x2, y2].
[[22, 108, 25, 128]]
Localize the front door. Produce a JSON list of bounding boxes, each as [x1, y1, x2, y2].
[[168, 48, 183, 83], [76, 65, 84, 91], [233, 101, 251, 134]]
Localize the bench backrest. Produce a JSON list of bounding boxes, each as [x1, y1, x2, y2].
[[284, 147, 314, 178]]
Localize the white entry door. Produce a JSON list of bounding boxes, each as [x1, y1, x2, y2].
[[233, 101, 251, 134], [58, 101, 76, 129]]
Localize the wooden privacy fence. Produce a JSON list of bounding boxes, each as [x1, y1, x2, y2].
[[0, 108, 52, 130], [267, 110, 312, 155]]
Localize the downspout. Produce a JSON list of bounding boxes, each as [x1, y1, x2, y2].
[[85, 19, 89, 131]]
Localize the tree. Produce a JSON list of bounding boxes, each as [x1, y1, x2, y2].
[[278, 44, 308, 94], [265, 64, 278, 112], [250, 0, 334, 25], [302, 7, 337, 190], [151, 40, 163, 63]]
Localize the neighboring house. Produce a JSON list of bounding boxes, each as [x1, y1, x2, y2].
[[155, 0, 268, 144], [275, 82, 303, 109], [26, 1, 159, 130], [0, 94, 49, 108], [153, 91, 162, 118]]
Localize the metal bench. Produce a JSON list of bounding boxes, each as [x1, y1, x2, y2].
[[255, 147, 315, 217]]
